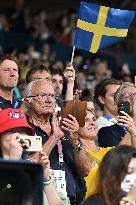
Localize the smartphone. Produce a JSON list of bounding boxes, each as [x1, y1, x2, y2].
[[118, 101, 131, 116], [61, 100, 87, 127], [121, 173, 136, 193], [20, 135, 42, 152]]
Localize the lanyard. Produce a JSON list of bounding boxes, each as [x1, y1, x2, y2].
[[57, 140, 64, 164]]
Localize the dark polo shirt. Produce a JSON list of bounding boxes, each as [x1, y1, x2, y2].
[[30, 122, 86, 205], [0, 96, 22, 109]]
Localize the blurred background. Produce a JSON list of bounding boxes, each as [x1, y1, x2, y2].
[[0, 0, 136, 95]]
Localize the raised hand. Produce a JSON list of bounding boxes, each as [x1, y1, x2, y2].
[[39, 151, 51, 181], [31, 151, 51, 181], [52, 112, 64, 140], [74, 89, 82, 100], [61, 114, 79, 134], [61, 114, 80, 145], [117, 111, 136, 136], [9, 133, 24, 160], [64, 64, 75, 84]]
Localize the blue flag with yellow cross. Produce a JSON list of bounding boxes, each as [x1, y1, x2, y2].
[[74, 2, 135, 53]]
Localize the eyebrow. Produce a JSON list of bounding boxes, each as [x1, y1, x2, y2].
[[87, 108, 95, 115], [2, 67, 18, 70], [17, 92, 56, 101]]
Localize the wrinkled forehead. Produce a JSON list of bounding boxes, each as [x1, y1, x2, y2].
[[31, 81, 55, 95], [0, 59, 18, 69], [122, 86, 136, 94]]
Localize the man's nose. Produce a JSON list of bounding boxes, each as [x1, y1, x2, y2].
[[10, 70, 17, 76], [56, 81, 60, 87], [46, 96, 53, 101]]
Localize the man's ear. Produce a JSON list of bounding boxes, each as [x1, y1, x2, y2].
[[98, 95, 105, 105]]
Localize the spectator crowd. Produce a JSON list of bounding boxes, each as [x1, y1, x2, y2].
[[0, 1, 136, 205], [0, 51, 136, 205]]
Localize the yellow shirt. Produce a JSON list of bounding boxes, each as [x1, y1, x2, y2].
[[85, 147, 112, 198]]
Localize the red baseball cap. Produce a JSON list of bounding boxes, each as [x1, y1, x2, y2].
[[0, 108, 34, 135]]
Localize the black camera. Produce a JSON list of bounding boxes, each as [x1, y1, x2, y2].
[[0, 160, 43, 205]]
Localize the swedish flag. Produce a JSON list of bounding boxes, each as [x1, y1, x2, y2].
[[74, 2, 135, 53]]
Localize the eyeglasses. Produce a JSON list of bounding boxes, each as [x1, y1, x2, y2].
[[26, 93, 56, 100], [121, 93, 136, 99]]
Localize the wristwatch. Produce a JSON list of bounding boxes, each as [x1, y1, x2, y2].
[[72, 141, 83, 152]]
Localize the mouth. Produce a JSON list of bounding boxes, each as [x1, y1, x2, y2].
[[43, 104, 53, 108], [88, 127, 96, 131], [8, 78, 18, 81]]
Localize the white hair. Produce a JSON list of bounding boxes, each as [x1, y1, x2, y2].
[[25, 79, 53, 103]]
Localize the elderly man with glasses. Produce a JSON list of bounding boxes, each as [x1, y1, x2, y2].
[[24, 79, 90, 205]]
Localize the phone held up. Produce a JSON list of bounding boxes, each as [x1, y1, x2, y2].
[[20, 135, 42, 152], [118, 101, 131, 116]]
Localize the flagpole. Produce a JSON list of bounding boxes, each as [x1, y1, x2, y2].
[[70, 46, 75, 65]]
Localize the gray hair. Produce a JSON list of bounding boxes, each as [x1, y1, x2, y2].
[[25, 79, 52, 103], [114, 82, 135, 105]]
